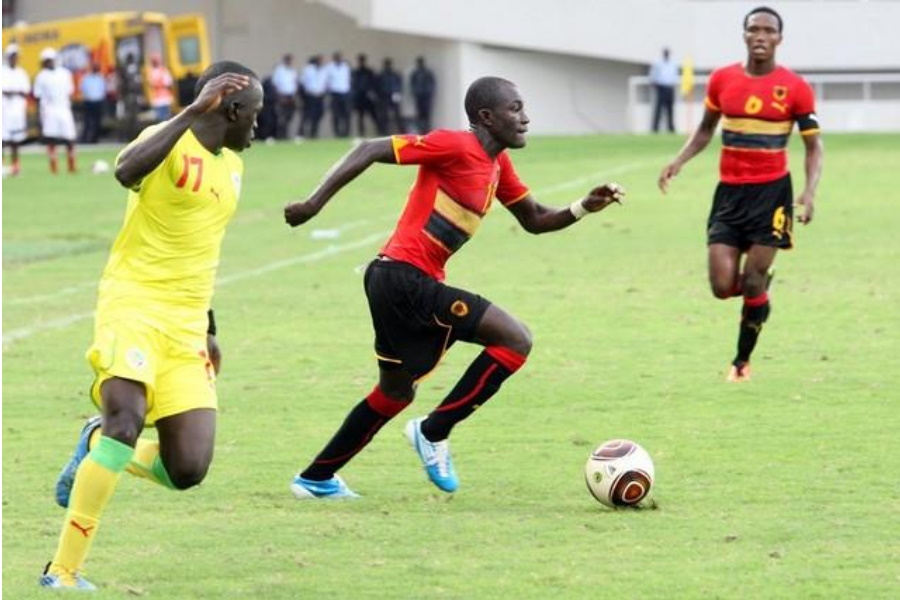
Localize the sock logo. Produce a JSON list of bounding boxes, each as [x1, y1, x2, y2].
[[69, 520, 95, 538]]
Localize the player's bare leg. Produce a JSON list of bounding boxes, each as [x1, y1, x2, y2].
[[47, 143, 58, 174], [420, 302, 531, 440], [727, 245, 778, 381], [407, 304, 531, 492], [44, 378, 145, 589], [65, 140, 77, 173], [10, 143, 21, 175], [708, 243, 743, 299], [155, 409, 216, 489]]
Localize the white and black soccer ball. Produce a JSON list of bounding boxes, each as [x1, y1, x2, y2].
[[584, 439, 655, 508]]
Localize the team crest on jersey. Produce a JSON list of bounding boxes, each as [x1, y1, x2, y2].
[[744, 95, 763, 114], [125, 347, 147, 371], [231, 172, 242, 197], [450, 300, 470, 317], [772, 86, 788, 101]]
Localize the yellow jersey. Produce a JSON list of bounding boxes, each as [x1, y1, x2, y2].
[[98, 124, 243, 338]]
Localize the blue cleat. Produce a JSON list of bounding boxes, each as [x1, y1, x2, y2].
[[55, 416, 102, 508], [290, 474, 360, 499], [39, 563, 96, 591], [404, 417, 458, 493]]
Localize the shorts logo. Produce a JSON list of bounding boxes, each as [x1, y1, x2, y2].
[[125, 347, 147, 371], [450, 300, 469, 317]]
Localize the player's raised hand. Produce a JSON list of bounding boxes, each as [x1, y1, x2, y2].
[[796, 190, 815, 224], [284, 199, 321, 227], [658, 162, 681, 194], [189, 73, 251, 115], [581, 182, 626, 213]]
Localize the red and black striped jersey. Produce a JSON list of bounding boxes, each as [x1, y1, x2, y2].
[[383, 130, 530, 281], [705, 63, 819, 185]]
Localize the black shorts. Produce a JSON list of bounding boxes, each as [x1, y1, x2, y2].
[[363, 258, 491, 379], [707, 174, 794, 251]]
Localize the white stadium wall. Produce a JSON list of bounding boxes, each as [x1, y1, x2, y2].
[[10, 0, 900, 134]]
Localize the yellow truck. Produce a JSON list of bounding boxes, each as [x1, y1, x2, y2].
[[2, 11, 210, 128]]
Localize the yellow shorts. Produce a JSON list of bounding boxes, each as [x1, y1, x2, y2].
[[86, 318, 217, 426]]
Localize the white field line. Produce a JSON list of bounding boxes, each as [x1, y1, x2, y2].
[[6, 219, 376, 307], [2, 231, 391, 345], [6, 282, 99, 306], [3, 159, 657, 345]]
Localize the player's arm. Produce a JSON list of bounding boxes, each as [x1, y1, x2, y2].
[[796, 130, 824, 225], [657, 107, 721, 193], [114, 73, 251, 189], [284, 138, 396, 227], [506, 184, 625, 234]]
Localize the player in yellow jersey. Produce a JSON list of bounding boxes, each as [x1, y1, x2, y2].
[[40, 61, 264, 591]]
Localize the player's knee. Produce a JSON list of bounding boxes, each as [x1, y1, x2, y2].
[[741, 271, 767, 296], [378, 371, 417, 402], [505, 320, 533, 356], [166, 460, 210, 490], [101, 413, 144, 447], [711, 284, 732, 300]]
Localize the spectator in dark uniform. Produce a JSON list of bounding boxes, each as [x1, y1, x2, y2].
[[79, 62, 106, 143], [377, 58, 404, 134], [409, 56, 436, 133], [118, 53, 143, 141], [351, 53, 381, 137], [256, 75, 278, 140]]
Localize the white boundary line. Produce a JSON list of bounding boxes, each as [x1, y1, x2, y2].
[[2, 231, 391, 345], [3, 159, 659, 345]]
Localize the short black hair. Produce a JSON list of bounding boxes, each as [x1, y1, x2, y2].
[[194, 60, 259, 98], [744, 6, 783, 33], [464, 76, 515, 123]]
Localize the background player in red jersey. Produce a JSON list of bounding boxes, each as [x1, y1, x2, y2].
[[284, 76, 624, 497], [658, 6, 824, 382]]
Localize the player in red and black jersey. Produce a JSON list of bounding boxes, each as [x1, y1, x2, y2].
[[658, 6, 824, 382], [284, 76, 624, 497]]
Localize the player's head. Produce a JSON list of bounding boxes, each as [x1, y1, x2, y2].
[[465, 76, 529, 149], [743, 6, 783, 62], [195, 61, 264, 151]]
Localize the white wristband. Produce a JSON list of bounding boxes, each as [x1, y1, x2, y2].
[[569, 200, 589, 220]]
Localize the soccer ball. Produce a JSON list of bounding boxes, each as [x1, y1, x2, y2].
[[584, 439, 654, 508]]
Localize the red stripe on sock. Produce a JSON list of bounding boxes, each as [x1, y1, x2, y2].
[[485, 346, 527, 372], [744, 292, 769, 307], [365, 386, 410, 417], [435, 364, 498, 413]]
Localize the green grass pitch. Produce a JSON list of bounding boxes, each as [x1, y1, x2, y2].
[[3, 133, 899, 598]]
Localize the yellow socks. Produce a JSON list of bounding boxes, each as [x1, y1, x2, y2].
[[50, 436, 133, 573], [126, 439, 176, 489]]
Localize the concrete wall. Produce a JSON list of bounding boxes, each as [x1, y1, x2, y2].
[[354, 0, 900, 72], [452, 43, 644, 134], [10, 1, 900, 134]]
